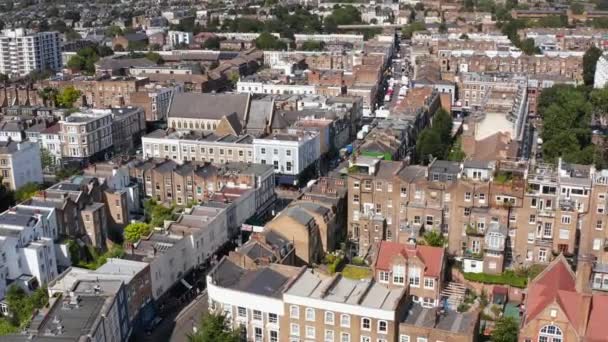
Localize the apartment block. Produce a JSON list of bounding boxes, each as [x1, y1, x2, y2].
[[0, 29, 62, 77], [59, 109, 113, 162], [141, 129, 255, 164], [0, 140, 43, 190], [130, 159, 275, 214], [44, 76, 150, 108]]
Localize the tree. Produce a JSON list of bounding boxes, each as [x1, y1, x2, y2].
[[124, 222, 152, 242], [202, 36, 221, 49], [571, 2, 585, 15], [583, 46, 602, 86], [105, 25, 123, 37], [402, 21, 426, 39], [187, 312, 241, 342], [228, 71, 240, 87], [0, 73, 8, 83], [416, 128, 445, 164], [15, 182, 41, 202], [432, 108, 453, 142], [254, 32, 287, 50], [56, 86, 82, 108], [145, 52, 164, 65], [38, 87, 57, 107], [491, 316, 519, 342], [40, 148, 55, 170], [520, 38, 540, 55], [423, 230, 446, 247], [300, 40, 324, 51]]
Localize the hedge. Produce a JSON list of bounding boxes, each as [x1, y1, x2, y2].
[[462, 270, 527, 288]]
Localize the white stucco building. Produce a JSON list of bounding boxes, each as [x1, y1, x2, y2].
[[253, 129, 320, 179], [594, 53, 608, 89], [0, 140, 43, 190], [167, 30, 193, 48]]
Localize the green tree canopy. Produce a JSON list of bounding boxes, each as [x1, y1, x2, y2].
[[187, 312, 241, 342], [416, 128, 445, 164], [15, 182, 41, 202], [583, 46, 602, 86], [491, 316, 519, 342], [56, 86, 82, 108], [571, 2, 585, 15], [402, 21, 426, 39], [300, 40, 325, 51], [254, 32, 287, 50], [202, 36, 221, 49], [145, 52, 164, 65], [124, 222, 152, 242], [423, 230, 446, 247]]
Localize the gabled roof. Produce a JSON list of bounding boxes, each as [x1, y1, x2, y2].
[[373, 240, 444, 277], [168, 93, 250, 121]]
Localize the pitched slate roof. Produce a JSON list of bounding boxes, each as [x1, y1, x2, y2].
[[168, 93, 250, 121], [373, 240, 444, 277]]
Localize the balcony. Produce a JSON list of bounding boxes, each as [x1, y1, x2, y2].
[[463, 249, 484, 260], [465, 225, 484, 237], [535, 237, 553, 248], [559, 199, 576, 212]]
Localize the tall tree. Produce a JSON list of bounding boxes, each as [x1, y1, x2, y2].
[[491, 316, 519, 342], [56, 86, 82, 108], [188, 312, 240, 342], [583, 46, 602, 86]]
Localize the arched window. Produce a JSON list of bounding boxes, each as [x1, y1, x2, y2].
[[539, 325, 563, 342]]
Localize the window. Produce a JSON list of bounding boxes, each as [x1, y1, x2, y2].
[[424, 278, 434, 289], [465, 192, 472, 201], [559, 229, 569, 240], [464, 207, 471, 216], [290, 305, 299, 318], [561, 215, 571, 224], [340, 314, 350, 327], [387, 184, 393, 192], [268, 313, 278, 324], [593, 238, 602, 251], [305, 326, 315, 339], [414, 216, 421, 224], [379, 271, 389, 283], [269, 330, 278, 342], [597, 220, 603, 230], [286, 150, 291, 156], [261, 148, 266, 154], [426, 215, 433, 226], [237, 307, 246, 318], [416, 338, 428, 342], [400, 336, 410, 342], [273, 160, 278, 170], [324, 329, 334, 342], [529, 214, 536, 224], [377, 320, 387, 333], [253, 310, 262, 321], [361, 337, 371, 342], [305, 308, 315, 321], [290, 323, 299, 336], [538, 325, 563, 342], [361, 317, 371, 331], [479, 193, 486, 201], [409, 266, 421, 287], [353, 194, 360, 203], [538, 249, 548, 262], [324, 311, 334, 325], [393, 265, 405, 284], [543, 223, 552, 238], [254, 327, 262, 342], [341, 332, 351, 342], [274, 149, 278, 155], [598, 206, 605, 214], [353, 182, 360, 189]]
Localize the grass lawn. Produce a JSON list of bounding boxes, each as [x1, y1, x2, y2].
[[341, 265, 372, 279]]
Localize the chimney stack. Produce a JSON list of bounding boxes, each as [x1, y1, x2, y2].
[[576, 254, 595, 294]]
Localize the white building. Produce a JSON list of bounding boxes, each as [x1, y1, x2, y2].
[[40, 124, 62, 167], [253, 130, 320, 178], [595, 53, 608, 89], [0, 208, 59, 312], [167, 30, 193, 48], [130, 204, 230, 299], [0, 29, 62, 77], [0, 140, 43, 190], [237, 79, 316, 96]]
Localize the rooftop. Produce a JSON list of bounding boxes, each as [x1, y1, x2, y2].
[[400, 302, 477, 334], [285, 270, 405, 311]]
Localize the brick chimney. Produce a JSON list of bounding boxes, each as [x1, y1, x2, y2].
[[576, 254, 595, 294]]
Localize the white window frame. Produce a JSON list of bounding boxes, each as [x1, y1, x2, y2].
[[290, 305, 299, 319], [324, 311, 334, 325], [361, 317, 371, 331], [377, 320, 388, 333], [305, 307, 315, 321], [340, 314, 350, 328]]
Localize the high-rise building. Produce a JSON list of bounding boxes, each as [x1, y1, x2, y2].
[[0, 29, 62, 77]]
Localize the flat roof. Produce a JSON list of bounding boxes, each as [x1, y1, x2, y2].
[[286, 270, 404, 311]]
